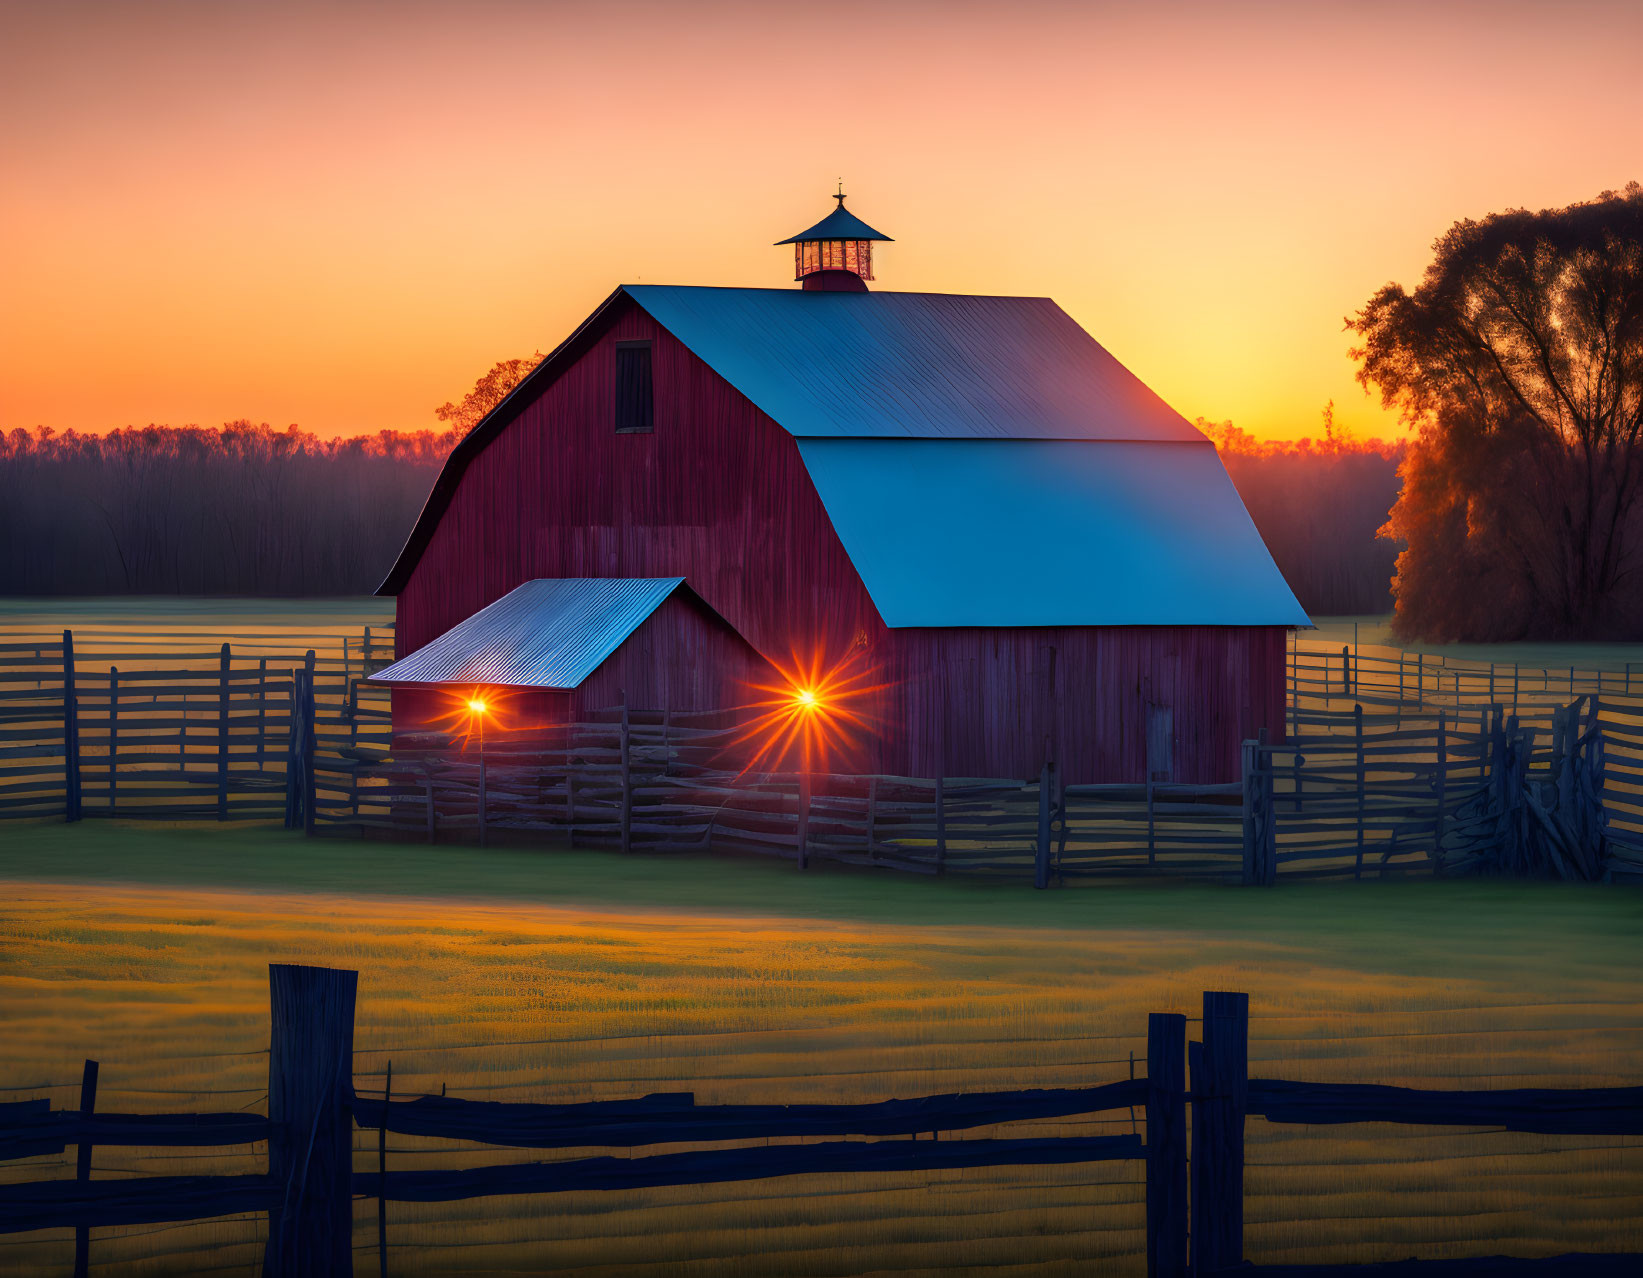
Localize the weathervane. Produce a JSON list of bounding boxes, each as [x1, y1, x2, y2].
[[834, 178, 846, 207]]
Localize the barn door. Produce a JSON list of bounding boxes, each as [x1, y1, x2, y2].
[[1146, 703, 1175, 783]]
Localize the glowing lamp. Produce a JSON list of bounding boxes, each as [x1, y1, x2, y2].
[[466, 698, 488, 715], [793, 688, 818, 710]]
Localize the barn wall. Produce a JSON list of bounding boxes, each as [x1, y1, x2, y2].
[[396, 300, 881, 671], [885, 624, 1287, 783], [394, 297, 1288, 783]]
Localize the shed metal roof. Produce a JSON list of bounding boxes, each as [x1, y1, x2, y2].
[[624, 286, 1204, 442], [775, 204, 894, 244], [795, 439, 1310, 628], [368, 578, 686, 689]]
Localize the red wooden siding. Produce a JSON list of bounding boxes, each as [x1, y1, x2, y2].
[[394, 296, 1287, 783]]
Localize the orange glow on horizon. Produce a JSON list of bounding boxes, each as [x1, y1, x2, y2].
[[2, 3, 1634, 444]]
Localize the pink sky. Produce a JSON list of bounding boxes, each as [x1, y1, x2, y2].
[[2, 0, 1639, 440]]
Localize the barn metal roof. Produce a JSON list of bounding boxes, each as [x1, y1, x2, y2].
[[624, 286, 1204, 442], [368, 578, 686, 689], [795, 439, 1311, 627], [775, 203, 895, 244]]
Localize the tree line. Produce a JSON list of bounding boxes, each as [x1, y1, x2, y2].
[[1201, 414, 1404, 617], [1, 413, 1405, 614], [0, 423, 456, 596]]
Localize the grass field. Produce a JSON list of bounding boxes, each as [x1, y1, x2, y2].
[[2, 822, 1641, 1276], [1307, 615, 1643, 672]]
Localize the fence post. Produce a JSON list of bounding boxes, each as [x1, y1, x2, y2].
[[1188, 1039, 1205, 1270], [265, 964, 357, 1278], [1145, 1013, 1187, 1278], [1192, 991, 1249, 1277], [348, 684, 360, 820], [1353, 703, 1366, 879], [257, 658, 268, 768], [283, 672, 300, 830], [1260, 734, 1276, 886], [73, 1058, 99, 1278], [1240, 740, 1258, 886], [217, 642, 231, 821], [303, 664, 317, 837], [284, 668, 311, 831], [107, 668, 118, 815], [378, 1059, 391, 1278], [1341, 644, 1350, 696], [1433, 710, 1447, 873], [1034, 759, 1053, 889], [1240, 740, 1274, 886], [62, 629, 81, 822], [1056, 769, 1070, 874], [1287, 631, 1295, 735]]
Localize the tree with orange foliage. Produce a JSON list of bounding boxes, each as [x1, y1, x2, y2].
[[1351, 184, 1643, 641], [434, 354, 545, 439]]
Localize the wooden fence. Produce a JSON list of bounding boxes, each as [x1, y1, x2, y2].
[[1, 968, 1637, 1276], [5, 626, 1641, 884], [306, 697, 1638, 885], [1289, 632, 1643, 717], [0, 627, 389, 821]]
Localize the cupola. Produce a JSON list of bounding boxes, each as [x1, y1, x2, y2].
[[775, 186, 893, 292]]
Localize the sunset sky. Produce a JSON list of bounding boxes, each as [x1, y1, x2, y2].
[[2, 0, 1639, 441]]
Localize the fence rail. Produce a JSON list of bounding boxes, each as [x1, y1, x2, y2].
[[0, 970, 1636, 1276]]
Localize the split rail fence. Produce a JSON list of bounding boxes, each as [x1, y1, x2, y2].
[[4, 627, 1642, 883], [0, 968, 1637, 1277], [0, 626, 388, 822], [309, 696, 1640, 884]]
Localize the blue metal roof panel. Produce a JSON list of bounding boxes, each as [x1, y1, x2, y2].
[[624, 286, 1204, 442], [795, 439, 1310, 628], [775, 204, 894, 244], [369, 578, 686, 689]]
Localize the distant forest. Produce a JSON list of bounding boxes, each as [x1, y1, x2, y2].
[[0, 424, 454, 597], [1199, 416, 1404, 616], [0, 419, 1404, 613]]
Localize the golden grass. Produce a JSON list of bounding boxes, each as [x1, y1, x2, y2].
[[2, 851, 1641, 1276]]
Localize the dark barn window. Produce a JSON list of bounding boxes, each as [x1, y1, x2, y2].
[[614, 340, 654, 433]]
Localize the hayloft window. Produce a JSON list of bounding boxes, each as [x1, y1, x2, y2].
[[614, 341, 653, 434]]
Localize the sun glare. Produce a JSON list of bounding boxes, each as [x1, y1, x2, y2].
[[424, 687, 511, 751], [732, 646, 891, 775]]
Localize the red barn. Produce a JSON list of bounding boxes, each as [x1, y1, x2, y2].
[[374, 197, 1308, 782]]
